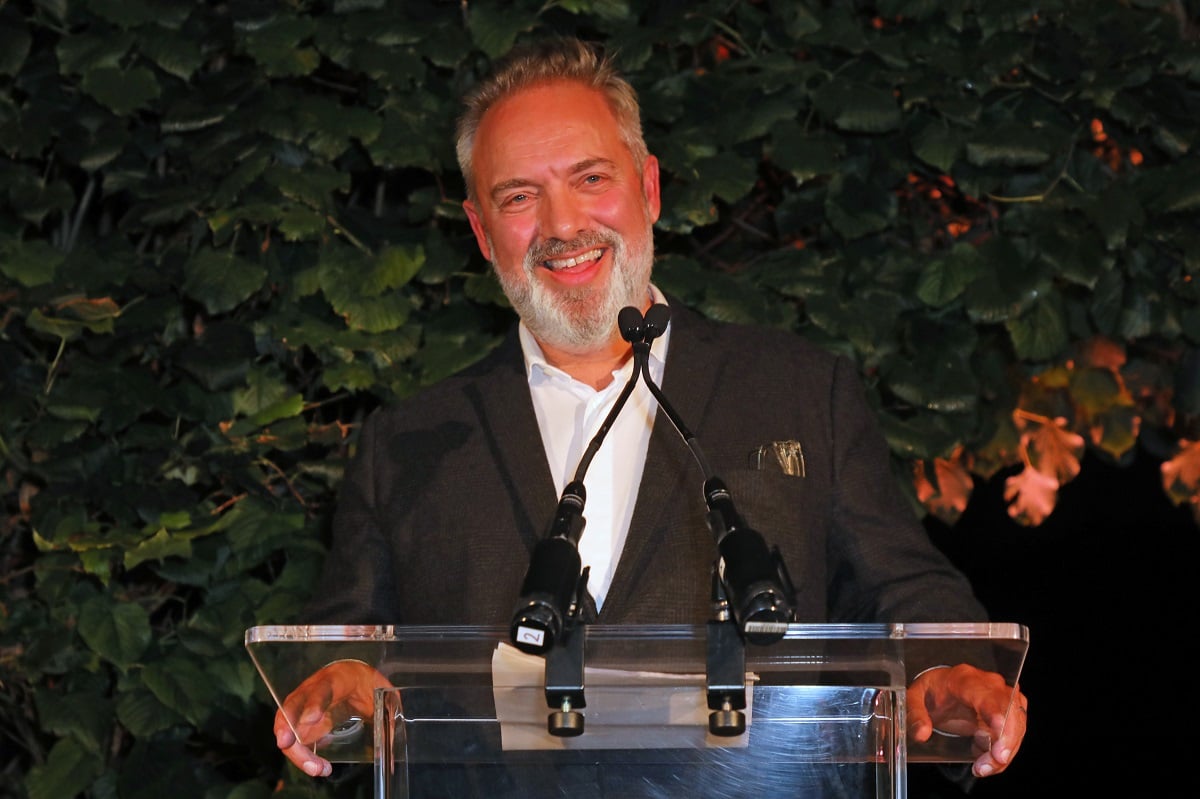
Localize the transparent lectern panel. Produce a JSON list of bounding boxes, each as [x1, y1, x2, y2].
[[377, 683, 899, 799], [245, 621, 1028, 797]]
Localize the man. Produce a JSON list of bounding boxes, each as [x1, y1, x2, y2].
[[274, 36, 1027, 787]]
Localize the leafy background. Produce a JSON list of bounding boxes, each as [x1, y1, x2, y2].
[[1, 1, 1197, 797]]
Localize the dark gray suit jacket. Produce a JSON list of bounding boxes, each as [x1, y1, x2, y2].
[[306, 298, 986, 627]]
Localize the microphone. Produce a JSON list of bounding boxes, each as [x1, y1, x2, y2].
[[634, 303, 796, 645], [509, 307, 653, 655]]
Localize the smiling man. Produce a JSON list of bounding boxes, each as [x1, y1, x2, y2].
[[460, 62, 661, 388], [275, 36, 1028, 791]]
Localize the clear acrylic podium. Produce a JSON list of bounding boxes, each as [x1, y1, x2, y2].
[[246, 622, 1027, 799]]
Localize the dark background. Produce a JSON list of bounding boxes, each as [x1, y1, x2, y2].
[[918, 447, 1189, 796]]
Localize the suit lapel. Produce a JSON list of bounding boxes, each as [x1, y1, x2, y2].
[[463, 327, 559, 554], [602, 301, 723, 617]]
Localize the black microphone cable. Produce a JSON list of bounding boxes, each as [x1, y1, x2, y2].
[[634, 303, 796, 644], [508, 306, 656, 655]]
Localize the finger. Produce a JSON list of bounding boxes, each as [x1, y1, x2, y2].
[[904, 685, 934, 742], [280, 736, 332, 778], [274, 708, 295, 743], [993, 698, 1027, 763], [275, 707, 332, 777], [975, 697, 1027, 777]]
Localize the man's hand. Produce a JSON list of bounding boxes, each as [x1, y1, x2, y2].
[[907, 663, 1027, 778], [274, 659, 393, 777]]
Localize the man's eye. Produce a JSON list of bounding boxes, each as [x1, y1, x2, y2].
[[583, 175, 602, 184]]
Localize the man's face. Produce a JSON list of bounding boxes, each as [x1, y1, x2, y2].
[[462, 80, 661, 354]]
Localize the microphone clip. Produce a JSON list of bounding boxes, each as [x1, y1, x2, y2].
[[510, 480, 589, 656], [704, 477, 797, 645]]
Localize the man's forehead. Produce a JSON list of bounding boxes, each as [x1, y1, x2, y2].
[[472, 85, 631, 190], [476, 81, 619, 145]]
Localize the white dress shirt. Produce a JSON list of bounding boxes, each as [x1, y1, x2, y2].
[[520, 288, 670, 610]]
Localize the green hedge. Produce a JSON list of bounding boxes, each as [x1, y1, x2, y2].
[[1, 1, 1197, 796]]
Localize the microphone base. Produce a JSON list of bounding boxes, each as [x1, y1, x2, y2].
[[705, 618, 748, 738], [544, 624, 587, 735]]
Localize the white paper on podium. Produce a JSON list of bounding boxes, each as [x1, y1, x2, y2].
[[491, 642, 756, 751]]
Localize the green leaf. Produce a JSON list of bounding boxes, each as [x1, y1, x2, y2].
[[80, 66, 161, 115], [370, 108, 442, 170], [87, 0, 168, 27], [7, 174, 76, 226], [239, 17, 320, 77], [232, 366, 293, 417], [658, 180, 719, 234], [278, 207, 327, 240], [140, 652, 219, 727], [965, 122, 1053, 167], [25, 737, 104, 799], [885, 350, 980, 414], [815, 80, 902, 133], [336, 291, 415, 331], [553, 0, 630, 20], [374, 244, 426, 291], [265, 163, 351, 211], [911, 122, 963, 172], [55, 27, 134, 74], [114, 684, 186, 737], [183, 249, 268, 314], [877, 409, 961, 460], [693, 152, 759, 204], [770, 0, 823, 38], [139, 30, 206, 80], [1069, 366, 1124, 415], [698, 277, 795, 328], [1035, 225, 1112, 289], [1086, 184, 1144, 251], [1006, 295, 1069, 362], [78, 595, 152, 670], [35, 688, 114, 755], [825, 175, 896, 239], [322, 359, 377, 391], [916, 243, 982, 307], [0, 238, 64, 287], [116, 739, 207, 799], [227, 782, 274, 799], [466, 2, 539, 58], [124, 529, 193, 571], [1117, 285, 1156, 340], [769, 124, 842, 183], [0, 16, 32, 76], [964, 239, 1044, 323], [1090, 404, 1139, 462], [177, 320, 256, 392], [1157, 179, 1200, 214], [227, 502, 306, 560], [249, 393, 304, 426]]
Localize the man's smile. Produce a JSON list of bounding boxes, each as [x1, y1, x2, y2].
[[543, 247, 605, 271]]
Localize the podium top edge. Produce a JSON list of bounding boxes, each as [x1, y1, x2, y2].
[[244, 622, 1028, 645]]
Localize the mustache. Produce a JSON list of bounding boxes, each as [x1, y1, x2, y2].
[[527, 231, 615, 263]]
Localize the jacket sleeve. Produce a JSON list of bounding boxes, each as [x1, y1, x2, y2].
[[823, 354, 988, 624], [303, 410, 401, 625]]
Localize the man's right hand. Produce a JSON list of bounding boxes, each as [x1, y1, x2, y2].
[[274, 659, 393, 777]]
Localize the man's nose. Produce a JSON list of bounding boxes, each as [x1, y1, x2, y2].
[[539, 187, 588, 239]]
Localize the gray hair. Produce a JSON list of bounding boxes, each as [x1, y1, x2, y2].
[[455, 37, 649, 201]]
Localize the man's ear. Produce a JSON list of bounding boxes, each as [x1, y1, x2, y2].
[[463, 199, 492, 261], [641, 154, 662, 224]]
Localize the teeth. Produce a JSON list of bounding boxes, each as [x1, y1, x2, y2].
[[546, 248, 602, 270]]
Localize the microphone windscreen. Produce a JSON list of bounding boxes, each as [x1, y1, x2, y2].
[[618, 306, 645, 342], [644, 303, 671, 341]]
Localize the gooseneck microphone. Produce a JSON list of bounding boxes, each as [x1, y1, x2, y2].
[[509, 307, 656, 655], [634, 303, 796, 645]]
